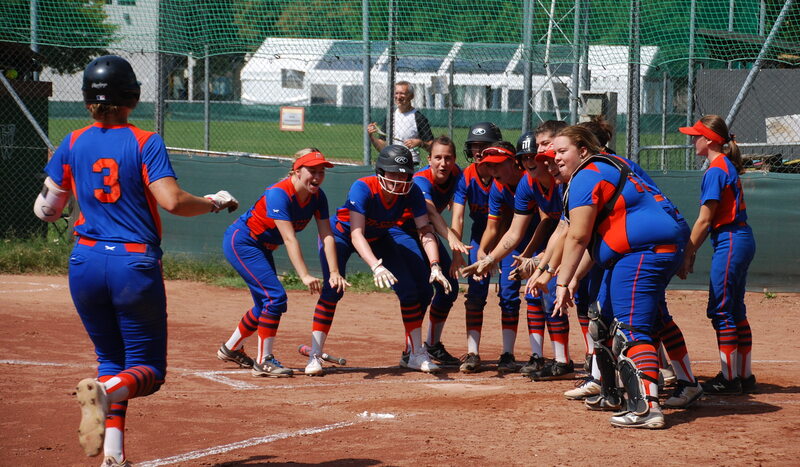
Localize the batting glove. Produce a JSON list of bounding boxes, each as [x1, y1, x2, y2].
[[428, 263, 452, 294], [460, 254, 495, 277], [205, 190, 239, 213], [371, 259, 397, 289]]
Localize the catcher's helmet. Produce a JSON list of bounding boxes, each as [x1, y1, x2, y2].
[[464, 122, 502, 161], [376, 145, 415, 195], [82, 55, 141, 107], [516, 131, 536, 156]]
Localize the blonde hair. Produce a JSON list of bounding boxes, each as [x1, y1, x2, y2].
[[555, 126, 604, 158], [87, 103, 127, 120], [288, 147, 321, 177], [698, 115, 743, 174]]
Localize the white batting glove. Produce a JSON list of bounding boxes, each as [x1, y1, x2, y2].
[[205, 190, 239, 213], [371, 259, 397, 289], [428, 263, 452, 295], [460, 254, 495, 277]]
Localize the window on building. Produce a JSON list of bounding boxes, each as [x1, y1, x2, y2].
[[310, 84, 336, 105], [281, 69, 304, 89], [118, 0, 136, 5], [508, 89, 524, 111], [342, 85, 363, 107]]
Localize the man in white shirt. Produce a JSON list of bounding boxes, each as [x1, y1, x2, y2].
[[368, 81, 434, 165]]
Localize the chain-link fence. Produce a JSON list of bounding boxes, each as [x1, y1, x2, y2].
[[1, 0, 799, 288]]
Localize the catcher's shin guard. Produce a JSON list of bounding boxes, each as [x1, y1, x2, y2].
[[594, 341, 621, 406]]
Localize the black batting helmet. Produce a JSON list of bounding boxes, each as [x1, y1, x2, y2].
[[516, 131, 536, 156], [376, 145, 415, 195], [464, 122, 502, 161], [82, 55, 141, 107]]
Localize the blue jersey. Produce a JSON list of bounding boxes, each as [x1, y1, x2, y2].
[[334, 176, 427, 241], [566, 160, 681, 268], [489, 178, 538, 248], [45, 123, 176, 245], [397, 164, 461, 232], [702, 155, 748, 230], [232, 177, 329, 250], [514, 172, 562, 219], [452, 163, 491, 240], [609, 154, 687, 228]]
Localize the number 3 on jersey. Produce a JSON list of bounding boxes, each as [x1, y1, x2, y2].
[[93, 158, 121, 203]]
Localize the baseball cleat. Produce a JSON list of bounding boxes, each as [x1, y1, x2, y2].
[[497, 352, 519, 373], [663, 380, 703, 408], [459, 353, 481, 373], [610, 407, 665, 429], [304, 355, 325, 376], [251, 355, 293, 378], [101, 456, 132, 467], [660, 365, 677, 387], [701, 372, 742, 395], [741, 374, 757, 394], [519, 353, 546, 376], [401, 350, 441, 373], [564, 378, 601, 400], [76, 378, 108, 457], [217, 343, 254, 368], [530, 360, 575, 381], [424, 342, 461, 366]]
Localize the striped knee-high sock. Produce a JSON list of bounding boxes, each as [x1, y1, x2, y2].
[[103, 365, 163, 402], [426, 303, 451, 345], [547, 317, 570, 363], [257, 311, 281, 363], [401, 302, 424, 352], [465, 301, 484, 355], [312, 298, 337, 335], [501, 309, 519, 355], [225, 308, 258, 351], [658, 319, 696, 383], [98, 375, 126, 462], [575, 305, 591, 355], [716, 326, 739, 380], [627, 344, 660, 408], [736, 319, 753, 378], [526, 301, 545, 357]]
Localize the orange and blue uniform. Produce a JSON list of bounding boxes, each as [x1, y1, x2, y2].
[[223, 177, 329, 337], [45, 122, 174, 394], [702, 155, 755, 378]]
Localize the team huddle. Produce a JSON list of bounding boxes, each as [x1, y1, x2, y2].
[[34, 56, 757, 464]]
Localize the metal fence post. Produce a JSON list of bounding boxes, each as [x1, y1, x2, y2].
[[661, 71, 668, 170], [686, 0, 697, 169], [386, 0, 396, 144], [626, 0, 641, 161], [448, 61, 454, 139], [30, 0, 39, 81], [362, 0, 371, 166], [570, 0, 581, 125], [204, 46, 210, 151], [522, 0, 533, 131], [726, 0, 796, 128]]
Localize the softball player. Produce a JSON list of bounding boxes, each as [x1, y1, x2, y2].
[[217, 149, 349, 378], [552, 126, 686, 429], [678, 115, 756, 395], [396, 136, 468, 365], [449, 122, 502, 373], [306, 145, 451, 373], [34, 55, 238, 465]]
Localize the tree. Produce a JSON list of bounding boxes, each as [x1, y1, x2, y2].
[[0, 0, 117, 74]]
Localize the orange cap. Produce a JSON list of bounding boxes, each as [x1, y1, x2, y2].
[[478, 146, 516, 164], [534, 149, 556, 161], [678, 120, 727, 145], [293, 151, 334, 171]]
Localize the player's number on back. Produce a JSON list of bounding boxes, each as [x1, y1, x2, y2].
[[93, 158, 121, 203]]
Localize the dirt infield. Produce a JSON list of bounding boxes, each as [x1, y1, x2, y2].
[[1, 274, 799, 466]]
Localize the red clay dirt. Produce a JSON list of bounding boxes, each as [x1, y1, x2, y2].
[[1, 274, 798, 466]]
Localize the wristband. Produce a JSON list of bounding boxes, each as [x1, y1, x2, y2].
[[556, 283, 568, 288], [538, 264, 548, 273], [430, 261, 441, 268], [546, 265, 557, 274]]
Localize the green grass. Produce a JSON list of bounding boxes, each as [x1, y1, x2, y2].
[[0, 227, 384, 292]]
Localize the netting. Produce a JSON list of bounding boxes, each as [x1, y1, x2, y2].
[[1, 1, 799, 288]]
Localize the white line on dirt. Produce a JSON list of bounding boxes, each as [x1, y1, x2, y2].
[[136, 419, 365, 466], [0, 359, 70, 367], [0, 281, 65, 294], [192, 371, 261, 390]]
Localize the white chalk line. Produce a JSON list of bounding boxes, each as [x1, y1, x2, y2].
[[137, 416, 385, 467], [0, 281, 65, 294]]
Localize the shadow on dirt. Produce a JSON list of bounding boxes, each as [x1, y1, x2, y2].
[[215, 456, 382, 466]]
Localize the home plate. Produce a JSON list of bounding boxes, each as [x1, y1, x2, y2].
[[425, 383, 505, 392]]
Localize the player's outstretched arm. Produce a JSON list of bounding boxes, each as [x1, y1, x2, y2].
[[317, 217, 350, 293], [33, 177, 71, 222], [148, 177, 238, 216]]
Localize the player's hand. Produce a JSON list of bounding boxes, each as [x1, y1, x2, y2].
[[526, 269, 552, 297], [328, 271, 351, 293], [508, 255, 537, 281], [429, 263, 452, 294], [677, 253, 695, 280], [461, 254, 495, 279], [404, 138, 422, 149], [450, 251, 465, 278], [554, 283, 574, 312], [205, 190, 239, 213], [301, 274, 323, 294], [371, 259, 397, 289], [446, 229, 472, 256], [367, 123, 379, 135]]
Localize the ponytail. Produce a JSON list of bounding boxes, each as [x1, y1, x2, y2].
[[726, 136, 744, 174]]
